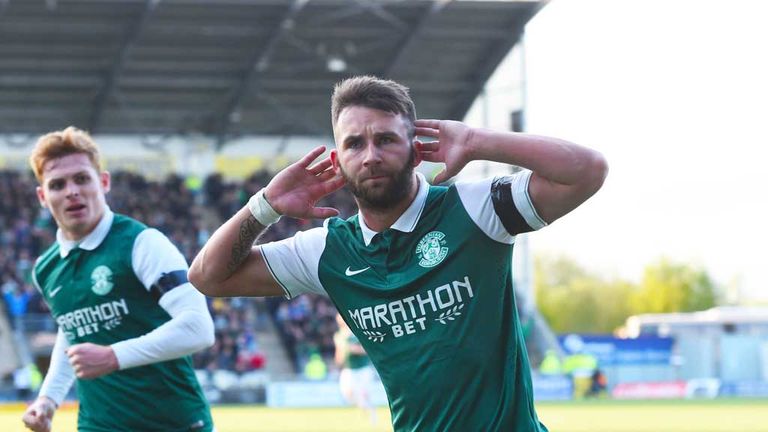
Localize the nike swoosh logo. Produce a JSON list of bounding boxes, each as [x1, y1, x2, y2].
[[49, 285, 63, 297], [345, 266, 370, 277]]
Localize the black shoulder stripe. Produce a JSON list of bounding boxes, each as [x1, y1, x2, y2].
[[491, 176, 533, 236], [150, 270, 189, 301]]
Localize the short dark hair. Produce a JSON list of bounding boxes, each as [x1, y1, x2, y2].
[[331, 75, 416, 138]]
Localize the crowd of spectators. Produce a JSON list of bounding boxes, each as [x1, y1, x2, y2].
[[1, 167, 359, 375], [0, 171, 52, 329], [0, 170, 266, 374], [108, 171, 207, 264], [204, 170, 359, 371]]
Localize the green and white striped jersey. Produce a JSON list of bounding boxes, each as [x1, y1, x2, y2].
[[262, 172, 549, 432]]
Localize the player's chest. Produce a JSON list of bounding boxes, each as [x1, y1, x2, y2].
[[42, 252, 131, 313], [326, 225, 498, 350], [324, 220, 478, 289]]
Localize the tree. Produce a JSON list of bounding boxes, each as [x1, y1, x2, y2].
[[630, 258, 718, 314], [535, 255, 634, 333], [534, 255, 720, 334]]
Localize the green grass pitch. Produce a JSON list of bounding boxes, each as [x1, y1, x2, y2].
[[1, 399, 767, 431]]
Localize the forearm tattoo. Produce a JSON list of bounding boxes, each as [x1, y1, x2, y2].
[[227, 215, 264, 273]]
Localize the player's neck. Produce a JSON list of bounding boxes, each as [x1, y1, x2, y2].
[[358, 174, 419, 232]]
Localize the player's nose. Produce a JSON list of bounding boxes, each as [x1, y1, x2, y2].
[[362, 141, 381, 167]]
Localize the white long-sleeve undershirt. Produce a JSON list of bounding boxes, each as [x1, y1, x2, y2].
[[37, 222, 214, 404]]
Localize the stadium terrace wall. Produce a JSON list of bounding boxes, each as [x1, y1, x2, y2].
[[1, 134, 331, 181]]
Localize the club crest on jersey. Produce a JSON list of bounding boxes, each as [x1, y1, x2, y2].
[[416, 231, 449, 268], [91, 265, 114, 295]]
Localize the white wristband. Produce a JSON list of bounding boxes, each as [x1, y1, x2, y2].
[[247, 189, 282, 226]]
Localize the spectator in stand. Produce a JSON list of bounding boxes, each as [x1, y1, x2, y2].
[[3, 282, 31, 328]]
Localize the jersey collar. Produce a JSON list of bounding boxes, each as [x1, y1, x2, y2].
[[57, 207, 114, 258], [358, 172, 429, 246]]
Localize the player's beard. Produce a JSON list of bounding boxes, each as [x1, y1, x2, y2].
[[340, 150, 415, 211]]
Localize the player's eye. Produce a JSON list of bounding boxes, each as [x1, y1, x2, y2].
[[74, 174, 91, 184]]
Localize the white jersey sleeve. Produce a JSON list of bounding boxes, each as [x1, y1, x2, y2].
[[455, 170, 547, 244], [131, 228, 189, 290], [259, 225, 329, 299], [38, 328, 75, 406], [109, 228, 215, 370]]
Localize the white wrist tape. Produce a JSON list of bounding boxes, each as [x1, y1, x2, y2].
[[247, 189, 282, 226]]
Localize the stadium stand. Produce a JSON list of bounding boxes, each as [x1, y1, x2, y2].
[[2, 166, 563, 407], [0, 0, 556, 407], [0, 168, 361, 398], [2, 167, 558, 402]]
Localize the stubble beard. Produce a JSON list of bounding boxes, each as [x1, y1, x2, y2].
[[340, 151, 415, 211]]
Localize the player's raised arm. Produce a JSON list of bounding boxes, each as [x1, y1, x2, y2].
[[414, 119, 608, 223], [189, 146, 346, 297]]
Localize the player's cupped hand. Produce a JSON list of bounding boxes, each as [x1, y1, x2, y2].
[[263, 146, 346, 220], [414, 119, 475, 184]]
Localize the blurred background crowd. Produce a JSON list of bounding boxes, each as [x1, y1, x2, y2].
[[0, 168, 359, 381]]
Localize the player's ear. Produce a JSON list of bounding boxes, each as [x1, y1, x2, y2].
[[330, 149, 340, 172], [411, 140, 422, 167], [100, 171, 111, 194], [36, 186, 47, 208]]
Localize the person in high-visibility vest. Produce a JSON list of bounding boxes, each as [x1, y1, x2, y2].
[[539, 350, 563, 375], [304, 351, 328, 380], [563, 352, 598, 399]]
